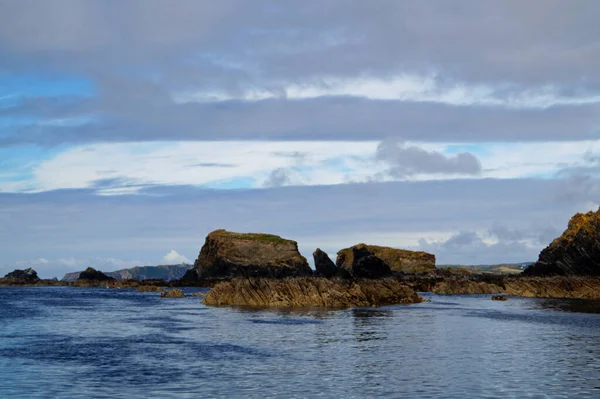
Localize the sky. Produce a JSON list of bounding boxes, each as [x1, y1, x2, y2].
[[1, 0, 599, 278]]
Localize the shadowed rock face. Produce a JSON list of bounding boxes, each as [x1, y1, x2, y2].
[[313, 248, 351, 278], [77, 267, 115, 282], [352, 255, 392, 278], [336, 244, 436, 274], [203, 277, 423, 308], [3, 268, 40, 283], [524, 209, 600, 276], [191, 230, 312, 279]]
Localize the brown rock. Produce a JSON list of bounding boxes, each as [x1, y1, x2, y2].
[[336, 244, 435, 273], [505, 276, 600, 299], [431, 279, 505, 295], [192, 229, 312, 279], [203, 277, 424, 308], [524, 208, 600, 276], [160, 289, 185, 298], [136, 286, 165, 293]]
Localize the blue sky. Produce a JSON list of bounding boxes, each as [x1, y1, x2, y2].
[[0, 1, 599, 278]]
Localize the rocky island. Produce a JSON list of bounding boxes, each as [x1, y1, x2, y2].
[[183, 229, 313, 282], [193, 230, 428, 307]]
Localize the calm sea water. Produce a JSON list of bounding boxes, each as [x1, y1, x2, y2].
[[0, 287, 599, 399]]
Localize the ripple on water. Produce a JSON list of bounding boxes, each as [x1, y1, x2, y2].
[[0, 288, 599, 398]]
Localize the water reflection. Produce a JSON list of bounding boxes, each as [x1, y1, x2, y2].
[[351, 308, 392, 343], [536, 298, 600, 314], [2, 287, 600, 398]]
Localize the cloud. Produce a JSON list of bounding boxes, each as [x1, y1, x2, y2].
[[376, 140, 481, 177], [416, 230, 541, 265], [1, 2, 600, 148], [162, 250, 191, 264], [0, 177, 593, 275], [264, 168, 292, 188]]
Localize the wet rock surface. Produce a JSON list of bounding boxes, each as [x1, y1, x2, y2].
[[203, 277, 423, 308], [337, 244, 435, 274]]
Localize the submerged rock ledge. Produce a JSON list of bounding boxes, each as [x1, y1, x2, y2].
[[203, 277, 424, 308]]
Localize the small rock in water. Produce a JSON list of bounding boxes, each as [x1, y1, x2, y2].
[[136, 286, 165, 293], [491, 295, 508, 301], [160, 289, 185, 298]]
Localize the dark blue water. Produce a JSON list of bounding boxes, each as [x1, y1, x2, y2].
[[0, 287, 599, 398]]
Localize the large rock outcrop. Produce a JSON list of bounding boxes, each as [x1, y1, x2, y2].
[[336, 244, 436, 274], [524, 209, 600, 276], [203, 277, 424, 308], [190, 230, 312, 280], [2, 268, 40, 283]]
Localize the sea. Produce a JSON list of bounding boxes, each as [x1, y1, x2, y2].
[[0, 286, 599, 398]]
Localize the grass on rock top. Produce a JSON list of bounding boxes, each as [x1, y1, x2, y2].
[[209, 230, 294, 245]]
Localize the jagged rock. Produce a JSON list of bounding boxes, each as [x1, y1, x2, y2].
[[313, 248, 337, 277], [203, 277, 424, 308], [77, 267, 115, 282], [313, 248, 350, 278], [3, 268, 40, 282], [524, 208, 600, 276], [504, 276, 600, 299], [352, 255, 392, 278], [336, 244, 436, 274], [431, 279, 505, 295], [191, 229, 312, 279]]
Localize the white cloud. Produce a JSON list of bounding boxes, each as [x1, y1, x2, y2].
[[162, 249, 191, 264], [2, 140, 598, 194], [174, 75, 600, 109]]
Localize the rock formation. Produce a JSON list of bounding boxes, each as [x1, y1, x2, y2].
[[203, 277, 423, 308], [336, 244, 435, 274], [352, 255, 392, 278], [524, 208, 600, 276], [313, 248, 350, 278], [76, 267, 115, 282], [504, 276, 600, 299], [160, 289, 185, 298], [189, 230, 312, 280], [136, 286, 165, 293], [3, 268, 40, 283], [431, 279, 504, 295]]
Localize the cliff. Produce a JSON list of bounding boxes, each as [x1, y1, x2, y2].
[[203, 277, 423, 308], [336, 244, 436, 274], [189, 230, 312, 280], [524, 208, 600, 276], [62, 264, 192, 282]]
